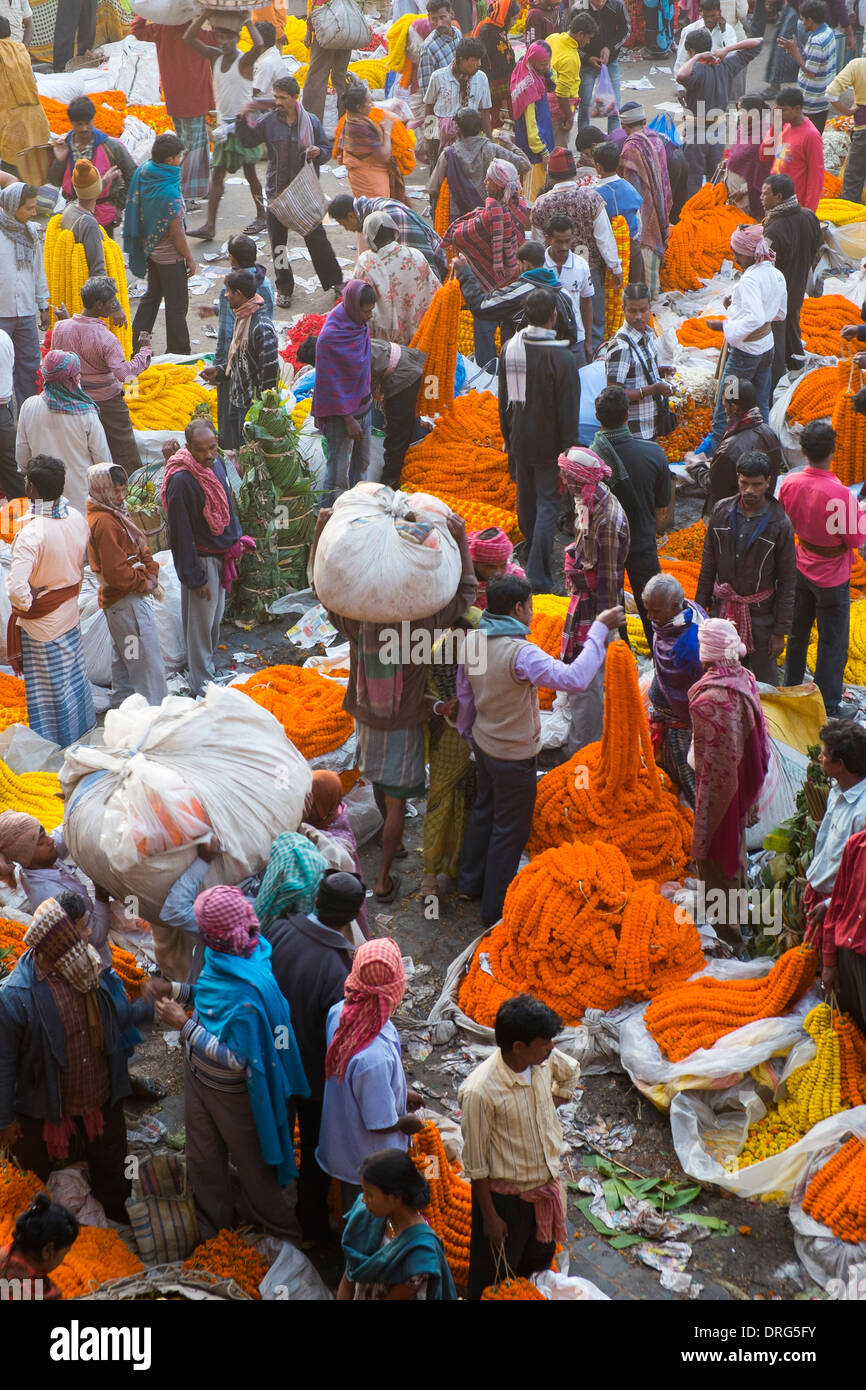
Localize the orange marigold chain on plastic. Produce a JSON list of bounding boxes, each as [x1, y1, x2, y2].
[[402, 390, 517, 511], [675, 316, 725, 350], [604, 216, 631, 339], [643, 944, 819, 1061], [481, 1276, 547, 1299], [661, 185, 755, 292], [801, 1134, 866, 1242], [411, 1120, 472, 1284], [238, 665, 354, 758], [658, 397, 713, 463], [799, 295, 861, 356], [458, 839, 705, 1027], [528, 594, 570, 710], [528, 641, 694, 879], [409, 275, 463, 416], [420, 488, 521, 541], [785, 364, 843, 426], [184, 1230, 269, 1299]]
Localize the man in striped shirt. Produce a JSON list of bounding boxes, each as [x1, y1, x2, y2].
[[417, 0, 461, 91], [327, 193, 447, 278], [777, 0, 837, 132]]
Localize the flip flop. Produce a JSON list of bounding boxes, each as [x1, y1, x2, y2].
[[374, 871, 402, 903], [187, 227, 216, 241]]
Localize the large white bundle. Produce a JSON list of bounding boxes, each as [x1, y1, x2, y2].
[[313, 482, 462, 623], [129, 0, 198, 26], [61, 685, 311, 924]]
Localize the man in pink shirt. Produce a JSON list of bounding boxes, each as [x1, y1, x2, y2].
[[51, 275, 152, 475], [778, 419, 864, 714], [768, 86, 825, 211]]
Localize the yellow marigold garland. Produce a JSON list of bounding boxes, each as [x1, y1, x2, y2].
[[238, 664, 354, 758], [815, 197, 866, 226], [0, 760, 63, 829], [44, 216, 132, 355], [528, 594, 570, 710], [123, 361, 217, 432], [528, 640, 693, 879]]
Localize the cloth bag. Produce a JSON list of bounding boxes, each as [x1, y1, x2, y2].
[[268, 162, 328, 235], [125, 1153, 200, 1264], [308, 0, 371, 49]]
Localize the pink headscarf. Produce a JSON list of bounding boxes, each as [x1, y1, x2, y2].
[[698, 617, 746, 664], [486, 157, 521, 201], [730, 223, 776, 263], [558, 447, 612, 507], [194, 884, 260, 958], [324, 937, 405, 1082], [468, 526, 514, 564], [510, 41, 551, 121]]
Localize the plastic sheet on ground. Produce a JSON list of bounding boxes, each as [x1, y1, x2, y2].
[[789, 1108, 866, 1293], [427, 931, 630, 1069], [618, 958, 819, 1110], [531, 1266, 611, 1300], [254, 1237, 333, 1301], [0, 723, 64, 773], [670, 1082, 862, 1199]]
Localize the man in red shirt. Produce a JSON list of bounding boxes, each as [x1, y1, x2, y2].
[[767, 86, 825, 211], [778, 419, 864, 715], [130, 18, 217, 204], [821, 826, 866, 1032]]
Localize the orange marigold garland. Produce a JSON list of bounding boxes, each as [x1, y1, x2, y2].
[[604, 215, 630, 338], [402, 391, 516, 512], [643, 944, 819, 1061], [420, 488, 521, 542], [458, 840, 704, 1026], [823, 169, 843, 199], [482, 1276, 547, 1299], [800, 295, 861, 356], [411, 1120, 472, 1284], [802, 1134, 866, 1241], [0, 1157, 46, 1220], [831, 358, 866, 487], [528, 594, 570, 710], [659, 520, 706, 562], [238, 665, 354, 758], [675, 316, 725, 350], [109, 944, 147, 999], [528, 640, 693, 879], [409, 274, 463, 415], [658, 394, 713, 463], [183, 1230, 269, 1299], [51, 1226, 144, 1297], [661, 185, 755, 292], [435, 178, 452, 238], [786, 364, 843, 426], [334, 107, 416, 176]]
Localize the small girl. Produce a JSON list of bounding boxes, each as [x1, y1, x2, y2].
[[0, 1194, 80, 1301]]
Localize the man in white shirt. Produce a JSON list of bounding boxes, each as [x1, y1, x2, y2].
[[704, 223, 786, 451], [0, 327, 26, 501], [0, 0, 31, 44], [7, 453, 95, 747], [543, 213, 594, 364], [252, 21, 298, 95], [675, 0, 737, 70]]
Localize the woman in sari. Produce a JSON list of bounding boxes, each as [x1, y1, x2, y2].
[[353, 210, 439, 346], [474, 0, 520, 124], [510, 41, 555, 202], [643, 572, 706, 807], [723, 93, 773, 220], [688, 617, 770, 946], [302, 769, 370, 939], [338, 1149, 457, 1300], [336, 86, 394, 203], [619, 112, 672, 296]]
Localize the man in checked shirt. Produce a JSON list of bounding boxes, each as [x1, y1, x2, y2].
[[459, 994, 578, 1300], [604, 282, 675, 439]]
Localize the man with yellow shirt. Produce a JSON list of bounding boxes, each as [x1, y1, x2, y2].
[[827, 57, 866, 203], [547, 11, 598, 152]]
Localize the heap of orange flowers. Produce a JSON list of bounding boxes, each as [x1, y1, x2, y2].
[[0, 674, 27, 735], [831, 357, 866, 486], [52, 1226, 144, 1297], [823, 169, 843, 198], [529, 641, 693, 880], [402, 391, 516, 512], [409, 274, 462, 415], [420, 488, 520, 541], [40, 88, 194, 138], [675, 316, 725, 350], [334, 107, 416, 177], [660, 521, 706, 562], [0, 1156, 45, 1223], [661, 185, 755, 292], [528, 594, 569, 710], [238, 665, 353, 758], [800, 295, 861, 355], [0, 914, 147, 999], [183, 1230, 268, 1299], [786, 364, 844, 425], [109, 944, 148, 999], [802, 1134, 866, 1241], [458, 840, 704, 1027], [481, 1276, 547, 1300], [656, 556, 702, 601], [644, 944, 819, 1061], [658, 395, 714, 463], [411, 1121, 472, 1285]]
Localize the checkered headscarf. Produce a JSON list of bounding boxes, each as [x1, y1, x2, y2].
[[25, 898, 104, 1050], [194, 884, 260, 958], [325, 937, 405, 1082]]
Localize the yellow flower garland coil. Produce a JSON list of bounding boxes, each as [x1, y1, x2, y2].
[[44, 216, 132, 356], [124, 362, 218, 431], [0, 759, 63, 830]]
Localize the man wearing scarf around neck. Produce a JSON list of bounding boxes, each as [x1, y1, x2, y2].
[[456, 572, 623, 927], [201, 269, 279, 445], [0, 894, 156, 1223], [684, 376, 783, 519], [453, 242, 579, 354], [15, 351, 109, 515], [125, 132, 197, 358], [760, 172, 821, 386], [0, 182, 49, 407], [161, 418, 247, 698], [498, 287, 581, 594]]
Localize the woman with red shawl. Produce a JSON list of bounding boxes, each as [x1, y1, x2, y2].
[[474, 0, 520, 124], [618, 106, 672, 295], [688, 617, 770, 946], [511, 41, 556, 201]]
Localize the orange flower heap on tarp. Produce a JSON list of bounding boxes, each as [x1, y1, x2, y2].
[[786, 364, 842, 425], [40, 90, 127, 137], [660, 520, 706, 562], [409, 275, 463, 415], [411, 1121, 472, 1284], [401, 391, 516, 511], [51, 1226, 143, 1297], [238, 665, 354, 758], [831, 358, 866, 486], [458, 839, 705, 1026], [184, 1230, 269, 1299], [643, 944, 819, 1060], [800, 295, 861, 356], [528, 640, 693, 879], [661, 185, 755, 292], [802, 1134, 866, 1241]]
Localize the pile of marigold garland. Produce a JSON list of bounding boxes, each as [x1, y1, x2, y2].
[[802, 1134, 866, 1240], [0, 914, 147, 995], [183, 1230, 268, 1299], [238, 665, 353, 758], [123, 362, 217, 433], [528, 594, 569, 710], [411, 1120, 471, 1284], [401, 391, 516, 512], [409, 275, 463, 415], [0, 760, 63, 830], [458, 839, 704, 1026], [661, 186, 755, 292], [529, 640, 693, 880]]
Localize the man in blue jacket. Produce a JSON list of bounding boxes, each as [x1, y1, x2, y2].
[[0, 893, 155, 1223]]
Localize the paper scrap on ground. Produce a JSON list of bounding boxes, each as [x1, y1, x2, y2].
[[621, 76, 655, 89]]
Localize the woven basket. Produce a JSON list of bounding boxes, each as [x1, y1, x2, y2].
[[81, 1264, 253, 1301]]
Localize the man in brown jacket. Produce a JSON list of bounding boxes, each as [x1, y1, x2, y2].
[[312, 507, 477, 904], [695, 451, 796, 687], [685, 378, 784, 519], [86, 463, 167, 707]]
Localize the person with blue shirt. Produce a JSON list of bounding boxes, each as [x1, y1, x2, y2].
[[592, 141, 643, 282], [195, 233, 274, 452]]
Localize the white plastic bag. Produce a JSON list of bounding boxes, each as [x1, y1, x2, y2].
[[101, 756, 213, 872], [130, 0, 197, 23], [152, 551, 186, 673], [532, 1267, 611, 1301], [313, 483, 462, 622], [255, 1237, 333, 1301], [789, 1109, 866, 1293], [78, 571, 112, 689], [746, 738, 809, 851], [61, 686, 312, 925]]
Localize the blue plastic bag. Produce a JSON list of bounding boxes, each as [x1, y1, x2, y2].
[[648, 112, 681, 147]]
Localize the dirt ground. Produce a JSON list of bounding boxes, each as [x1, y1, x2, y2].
[[120, 28, 822, 1301]]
